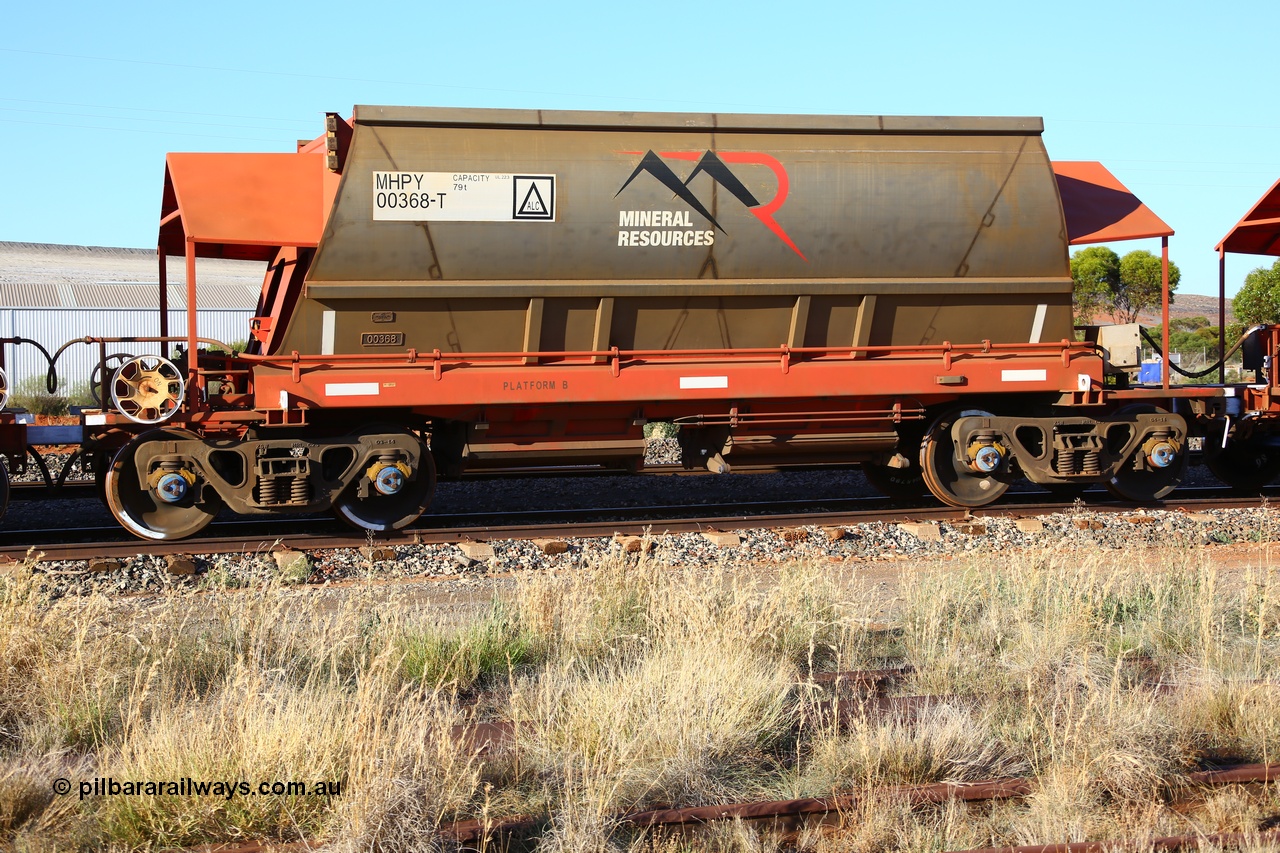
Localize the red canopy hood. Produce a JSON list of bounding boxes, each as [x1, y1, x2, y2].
[[1053, 161, 1173, 245]]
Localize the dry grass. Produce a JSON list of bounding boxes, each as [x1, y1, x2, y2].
[[1, 541, 1278, 851]]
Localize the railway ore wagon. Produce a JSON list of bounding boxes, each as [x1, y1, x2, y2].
[[84, 106, 1226, 540]]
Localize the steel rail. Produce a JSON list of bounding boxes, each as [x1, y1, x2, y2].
[[2, 489, 1275, 563], [440, 763, 1280, 844]]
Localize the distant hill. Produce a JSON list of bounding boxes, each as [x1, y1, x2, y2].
[[1122, 293, 1234, 328]]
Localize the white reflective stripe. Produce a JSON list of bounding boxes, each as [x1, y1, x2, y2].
[[321, 310, 335, 355], [1002, 369, 1047, 382], [679, 376, 729, 389], [279, 390, 289, 410], [325, 382, 379, 396], [1077, 374, 1091, 391], [84, 412, 107, 425], [1030, 303, 1047, 343]]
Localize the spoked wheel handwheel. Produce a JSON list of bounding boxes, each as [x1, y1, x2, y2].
[[92, 353, 135, 406], [1204, 437, 1280, 493], [333, 427, 436, 533], [919, 408, 1010, 508], [1106, 405, 1187, 502], [0, 365, 9, 410], [110, 355, 185, 424], [105, 428, 223, 540]]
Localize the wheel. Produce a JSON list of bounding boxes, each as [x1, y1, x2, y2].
[[0, 365, 8, 410], [91, 353, 135, 406], [862, 461, 927, 500], [333, 427, 436, 532], [105, 428, 223, 540], [110, 355, 185, 424], [1105, 405, 1187, 502], [919, 408, 1009, 508], [1204, 440, 1280, 493]]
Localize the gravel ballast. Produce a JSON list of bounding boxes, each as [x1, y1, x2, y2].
[[11, 504, 1278, 601], [4, 436, 1275, 601]]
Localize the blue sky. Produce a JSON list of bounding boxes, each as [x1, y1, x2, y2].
[[3, 0, 1277, 298]]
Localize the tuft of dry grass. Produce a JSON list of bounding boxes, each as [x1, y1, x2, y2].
[[520, 639, 797, 812], [0, 560, 133, 753], [511, 556, 806, 831], [798, 702, 1031, 795]]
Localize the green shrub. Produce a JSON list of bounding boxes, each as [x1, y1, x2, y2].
[[642, 421, 679, 440], [9, 375, 70, 417], [397, 599, 537, 690]]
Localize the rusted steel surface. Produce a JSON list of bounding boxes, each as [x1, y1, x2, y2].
[[1187, 763, 1280, 786], [812, 693, 969, 725], [439, 763, 1280, 844], [169, 843, 312, 853], [622, 778, 1037, 828], [161, 765, 1280, 850], [443, 814, 541, 843], [809, 666, 912, 689], [440, 778, 1036, 842], [449, 720, 521, 756]]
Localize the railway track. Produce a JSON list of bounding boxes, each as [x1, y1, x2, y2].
[[3, 486, 1276, 564]]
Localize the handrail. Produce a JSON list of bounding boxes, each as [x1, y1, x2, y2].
[[238, 339, 1097, 371]]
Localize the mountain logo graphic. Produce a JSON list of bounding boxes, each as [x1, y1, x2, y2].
[[616, 150, 805, 260]]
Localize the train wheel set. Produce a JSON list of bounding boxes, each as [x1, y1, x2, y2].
[[3, 105, 1280, 541]]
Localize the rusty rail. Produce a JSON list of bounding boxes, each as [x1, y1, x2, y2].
[[440, 763, 1280, 844]]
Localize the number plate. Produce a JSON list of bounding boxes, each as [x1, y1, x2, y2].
[[360, 332, 405, 347], [372, 172, 556, 222]]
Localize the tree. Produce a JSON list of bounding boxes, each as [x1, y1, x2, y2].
[[1068, 247, 1180, 324], [1148, 320, 1222, 362], [1113, 250, 1180, 324], [1069, 246, 1119, 323], [1231, 259, 1280, 327]]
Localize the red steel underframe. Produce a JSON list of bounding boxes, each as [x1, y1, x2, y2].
[[230, 332, 1280, 424], [240, 342, 1106, 419]]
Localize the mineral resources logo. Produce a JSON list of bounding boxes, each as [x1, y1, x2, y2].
[[615, 150, 806, 260]]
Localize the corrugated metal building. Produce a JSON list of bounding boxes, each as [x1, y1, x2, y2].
[[0, 242, 261, 398]]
